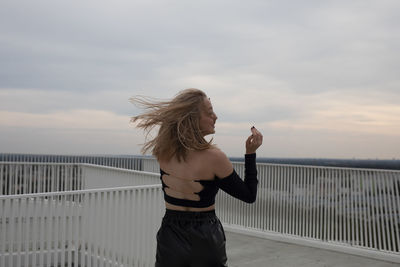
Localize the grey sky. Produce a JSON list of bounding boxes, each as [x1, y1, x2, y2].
[[1, 0, 399, 158]]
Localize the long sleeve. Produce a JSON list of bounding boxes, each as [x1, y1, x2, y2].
[[215, 153, 258, 203]]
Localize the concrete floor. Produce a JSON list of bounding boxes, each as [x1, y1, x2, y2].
[[225, 231, 399, 267]]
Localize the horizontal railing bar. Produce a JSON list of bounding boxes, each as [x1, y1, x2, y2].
[[0, 161, 159, 176], [3, 160, 400, 173], [0, 161, 80, 166], [80, 163, 160, 175], [0, 184, 162, 199], [231, 161, 400, 173]]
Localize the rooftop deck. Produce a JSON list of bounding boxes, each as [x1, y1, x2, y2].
[[225, 231, 398, 267]]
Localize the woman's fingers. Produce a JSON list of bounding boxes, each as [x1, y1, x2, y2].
[[252, 127, 262, 138], [252, 136, 262, 147], [251, 127, 262, 139], [246, 134, 253, 145], [255, 132, 263, 144], [246, 126, 263, 154], [251, 126, 257, 135], [251, 127, 263, 144]]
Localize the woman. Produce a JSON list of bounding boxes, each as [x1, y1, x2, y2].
[[130, 88, 263, 267]]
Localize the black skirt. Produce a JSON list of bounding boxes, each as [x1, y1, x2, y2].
[[155, 209, 228, 267]]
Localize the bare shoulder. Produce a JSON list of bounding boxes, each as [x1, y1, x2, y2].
[[205, 147, 233, 178]]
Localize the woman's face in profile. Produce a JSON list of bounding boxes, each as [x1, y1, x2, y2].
[[199, 97, 218, 136]]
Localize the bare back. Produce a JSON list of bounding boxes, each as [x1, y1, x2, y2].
[[158, 148, 233, 211]]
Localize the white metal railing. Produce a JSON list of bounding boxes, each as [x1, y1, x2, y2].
[[100, 157, 400, 261], [2, 157, 400, 263], [0, 163, 84, 195], [0, 185, 164, 267], [216, 162, 400, 262], [0, 162, 160, 195], [0, 153, 143, 170]]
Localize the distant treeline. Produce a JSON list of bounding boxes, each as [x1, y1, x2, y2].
[[229, 157, 400, 170]]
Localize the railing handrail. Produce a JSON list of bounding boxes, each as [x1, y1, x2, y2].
[[0, 161, 160, 175], [0, 161, 80, 166], [231, 160, 400, 173], [80, 163, 160, 175], [2, 159, 400, 174], [0, 184, 162, 199]]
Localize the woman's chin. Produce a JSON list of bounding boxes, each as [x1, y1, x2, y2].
[[202, 130, 215, 137]]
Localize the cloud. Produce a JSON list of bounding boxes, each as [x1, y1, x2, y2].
[[0, 108, 145, 155], [0, 89, 139, 116], [213, 89, 400, 136], [0, 125, 143, 155], [2, 0, 398, 94], [1, 0, 399, 158], [0, 109, 130, 130]]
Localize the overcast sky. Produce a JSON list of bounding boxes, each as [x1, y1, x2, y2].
[[1, 0, 399, 159]]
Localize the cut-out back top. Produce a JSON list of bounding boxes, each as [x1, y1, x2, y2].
[[159, 153, 258, 208]]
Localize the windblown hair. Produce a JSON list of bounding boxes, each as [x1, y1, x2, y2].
[[130, 88, 213, 162]]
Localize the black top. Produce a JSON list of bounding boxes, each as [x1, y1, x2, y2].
[[159, 153, 258, 208]]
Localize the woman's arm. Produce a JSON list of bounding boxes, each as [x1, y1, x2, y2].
[[212, 127, 263, 203], [214, 152, 258, 203]]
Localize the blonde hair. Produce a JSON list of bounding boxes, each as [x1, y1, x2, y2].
[[130, 88, 213, 162]]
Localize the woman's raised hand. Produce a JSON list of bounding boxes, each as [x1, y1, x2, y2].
[[246, 126, 263, 154]]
